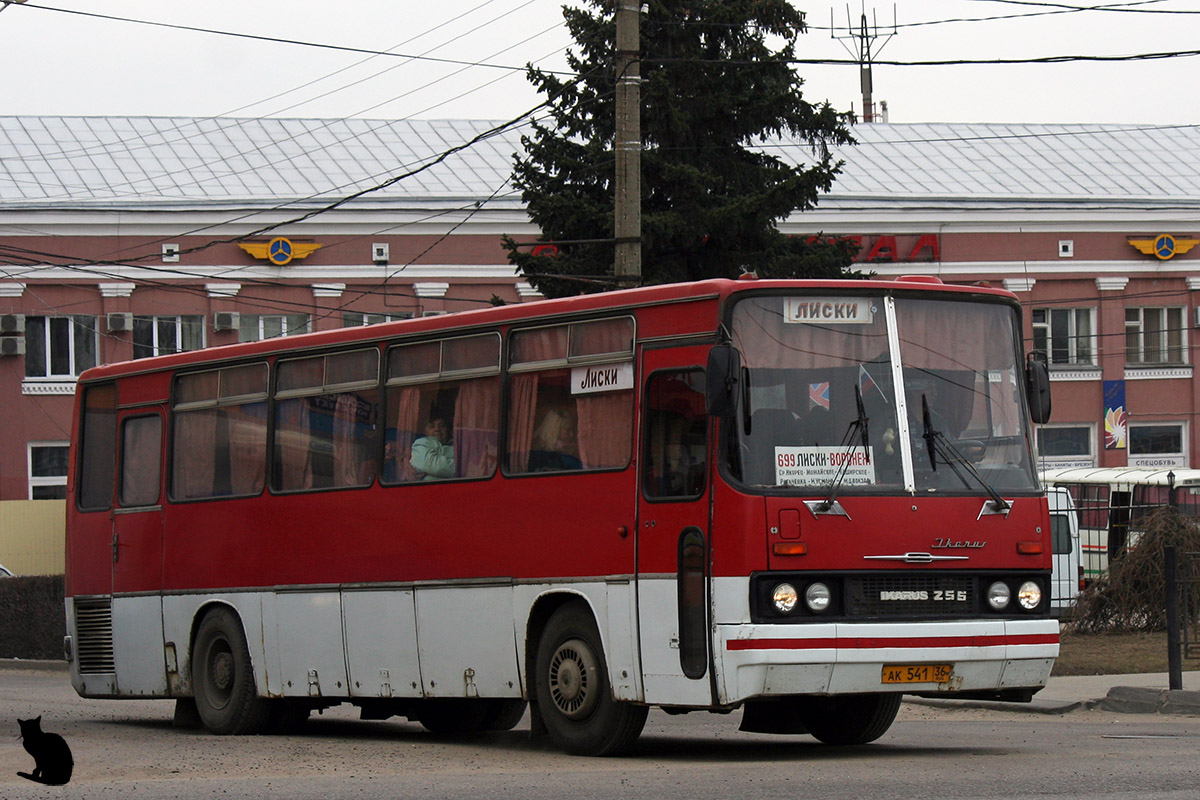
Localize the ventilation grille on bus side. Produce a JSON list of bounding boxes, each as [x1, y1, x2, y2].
[[74, 598, 115, 674]]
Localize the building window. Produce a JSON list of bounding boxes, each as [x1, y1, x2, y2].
[[24, 316, 98, 378], [343, 312, 412, 327], [28, 442, 69, 499], [1031, 307, 1095, 365], [1036, 425, 1094, 468], [238, 314, 309, 343], [133, 315, 205, 359], [1125, 307, 1185, 365], [1129, 423, 1187, 468]]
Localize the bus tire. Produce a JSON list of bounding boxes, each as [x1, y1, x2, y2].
[[796, 693, 901, 745], [191, 607, 271, 735], [534, 603, 647, 756]]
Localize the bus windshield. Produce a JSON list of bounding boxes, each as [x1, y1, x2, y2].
[[728, 293, 1038, 495]]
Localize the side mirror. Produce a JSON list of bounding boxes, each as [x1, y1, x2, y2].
[[706, 344, 741, 417], [1025, 352, 1052, 424]]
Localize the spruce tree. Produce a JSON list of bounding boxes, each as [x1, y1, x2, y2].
[[504, 0, 859, 298]]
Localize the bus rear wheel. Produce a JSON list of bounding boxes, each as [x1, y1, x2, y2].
[[191, 607, 271, 735], [796, 693, 901, 745], [534, 603, 647, 756]]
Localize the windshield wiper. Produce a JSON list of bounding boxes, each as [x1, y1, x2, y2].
[[920, 395, 1010, 513], [811, 386, 870, 516]]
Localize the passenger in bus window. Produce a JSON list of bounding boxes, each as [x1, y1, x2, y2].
[[529, 406, 582, 472], [409, 417, 456, 480]]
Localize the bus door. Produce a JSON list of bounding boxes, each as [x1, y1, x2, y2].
[[636, 348, 713, 705], [110, 408, 169, 695]]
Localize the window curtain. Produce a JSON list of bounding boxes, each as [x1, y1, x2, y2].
[[120, 416, 161, 507], [895, 300, 1016, 371], [387, 386, 423, 482], [577, 392, 632, 469], [172, 410, 217, 499], [454, 377, 499, 478], [731, 299, 891, 369], [507, 327, 571, 472], [506, 373, 539, 473], [226, 402, 266, 495], [332, 392, 376, 487], [276, 398, 313, 490]]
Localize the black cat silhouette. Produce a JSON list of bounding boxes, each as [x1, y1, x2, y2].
[[17, 716, 73, 786]]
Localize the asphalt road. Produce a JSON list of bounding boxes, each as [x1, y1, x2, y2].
[[4, 667, 1200, 800]]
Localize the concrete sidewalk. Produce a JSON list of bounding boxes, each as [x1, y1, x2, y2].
[[908, 670, 1200, 716]]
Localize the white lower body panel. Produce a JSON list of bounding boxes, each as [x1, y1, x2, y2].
[[716, 617, 1059, 705]]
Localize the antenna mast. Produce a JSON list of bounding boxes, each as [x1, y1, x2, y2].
[[831, 3, 896, 123]]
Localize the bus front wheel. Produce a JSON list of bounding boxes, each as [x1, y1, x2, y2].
[[191, 607, 271, 735], [796, 692, 901, 745], [534, 603, 647, 756]]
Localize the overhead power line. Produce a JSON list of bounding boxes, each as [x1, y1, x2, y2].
[[651, 48, 1200, 68], [18, 2, 574, 75]]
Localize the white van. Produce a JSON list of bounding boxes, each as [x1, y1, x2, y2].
[[1048, 487, 1082, 613]]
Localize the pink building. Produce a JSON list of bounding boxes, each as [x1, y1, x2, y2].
[[1, 117, 1197, 499]]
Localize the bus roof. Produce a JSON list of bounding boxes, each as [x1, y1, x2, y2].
[[1040, 466, 1200, 489], [76, 275, 1021, 384]]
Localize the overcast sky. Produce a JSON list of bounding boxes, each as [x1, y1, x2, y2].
[[0, 0, 1198, 126]]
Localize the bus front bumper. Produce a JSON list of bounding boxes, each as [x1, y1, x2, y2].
[[716, 618, 1059, 705]]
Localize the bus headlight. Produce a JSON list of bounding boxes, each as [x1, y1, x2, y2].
[[986, 581, 1011, 610], [772, 583, 799, 613], [1017, 581, 1042, 610], [805, 582, 832, 613]]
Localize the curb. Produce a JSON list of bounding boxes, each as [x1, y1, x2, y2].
[[909, 686, 1200, 717], [1100, 686, 1200, 716], [0, 658, 69, 672], [905, 697, 1088, 716]]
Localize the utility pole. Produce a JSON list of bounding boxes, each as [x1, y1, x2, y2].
[[614, 0, 641, 282], [832, 4, 896, 123]]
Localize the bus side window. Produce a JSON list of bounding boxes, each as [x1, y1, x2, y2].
[[120, 415, 162, 507], [172, 364, 268, 500], [383, 334, 501, 485], [505, 319, 634, 475], [78, 383, 118, 512], [643, 370, 707, 499], [274, 350, 379, 492]]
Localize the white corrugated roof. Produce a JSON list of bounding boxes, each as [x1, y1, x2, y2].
[[801, 122, 1200, 207], [1, 117, 1198, 211], [0, 116, 522, 209]]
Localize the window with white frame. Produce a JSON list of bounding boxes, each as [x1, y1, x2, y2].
[[24, 316, 98, 378], [133, 315, 205, 359], [1129, 423, 1187, 467], [1036, 425, 1095, 467], [28, 442, 69, 499], [1125, 307, 1186, 365], [1031, 307, 1095, 365], [238, 314, 309, 343], [342, 312, 413, 327]]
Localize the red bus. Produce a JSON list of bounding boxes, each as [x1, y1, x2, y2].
[[64, 276, 1057, 756]]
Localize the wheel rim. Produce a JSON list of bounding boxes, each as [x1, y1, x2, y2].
[[204, 638, 234, 711], [547, 637, 598, 720]]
